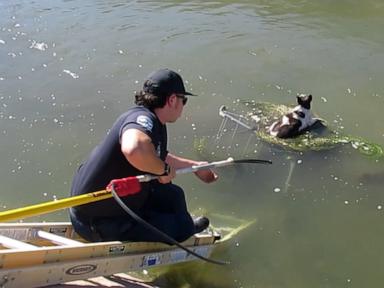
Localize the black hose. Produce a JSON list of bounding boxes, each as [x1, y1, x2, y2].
[[233, 159, 272, 164], [111, 184, 229, 266]]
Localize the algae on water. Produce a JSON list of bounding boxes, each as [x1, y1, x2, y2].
[[201, 101, 383, 158]]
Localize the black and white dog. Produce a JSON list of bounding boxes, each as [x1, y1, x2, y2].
[[269, 94, 319, 139]]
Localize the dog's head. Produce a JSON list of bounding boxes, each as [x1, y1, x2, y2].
[[296, 94, 312, 110]]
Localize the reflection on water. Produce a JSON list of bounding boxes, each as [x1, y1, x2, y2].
[[1, 0, 384, 287]]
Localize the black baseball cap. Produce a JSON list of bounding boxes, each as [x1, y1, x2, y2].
[[143, 68, 196, 96]]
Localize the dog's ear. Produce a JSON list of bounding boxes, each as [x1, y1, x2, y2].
[[296, 95, 302, 104], [297, 94, 312, 109]]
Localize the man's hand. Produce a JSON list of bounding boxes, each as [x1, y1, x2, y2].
[[194, 162, 218, 184]]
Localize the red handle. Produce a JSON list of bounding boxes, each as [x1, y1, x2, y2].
[[106, 176, 141, 197]]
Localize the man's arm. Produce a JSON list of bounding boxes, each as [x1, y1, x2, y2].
[[165, 153, 197, 169], [121, 128, 167, 176], [166, 153, 218, 184], [121, 129, 216, 183]]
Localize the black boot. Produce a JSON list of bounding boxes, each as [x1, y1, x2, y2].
[[193, 216, 210, 233]]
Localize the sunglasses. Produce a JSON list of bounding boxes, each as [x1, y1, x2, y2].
[[176, 95, 188, 106]]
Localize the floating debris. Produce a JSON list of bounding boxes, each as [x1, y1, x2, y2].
[[30, 40, 48, 51], [227, 101, 384, 157], [195, 101, 384, 161], [62, 69, 79, 79]]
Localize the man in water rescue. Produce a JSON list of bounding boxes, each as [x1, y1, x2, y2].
[[70, 68, 218, 243]]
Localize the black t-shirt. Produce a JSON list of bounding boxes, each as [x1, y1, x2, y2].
[[71, 106, 168, 218]]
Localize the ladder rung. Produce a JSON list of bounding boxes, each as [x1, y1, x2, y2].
[[0, 235, 38, 249], [37, 230, 84, 246]]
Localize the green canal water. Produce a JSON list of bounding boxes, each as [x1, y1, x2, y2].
[[1, 1, 384, 287]]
